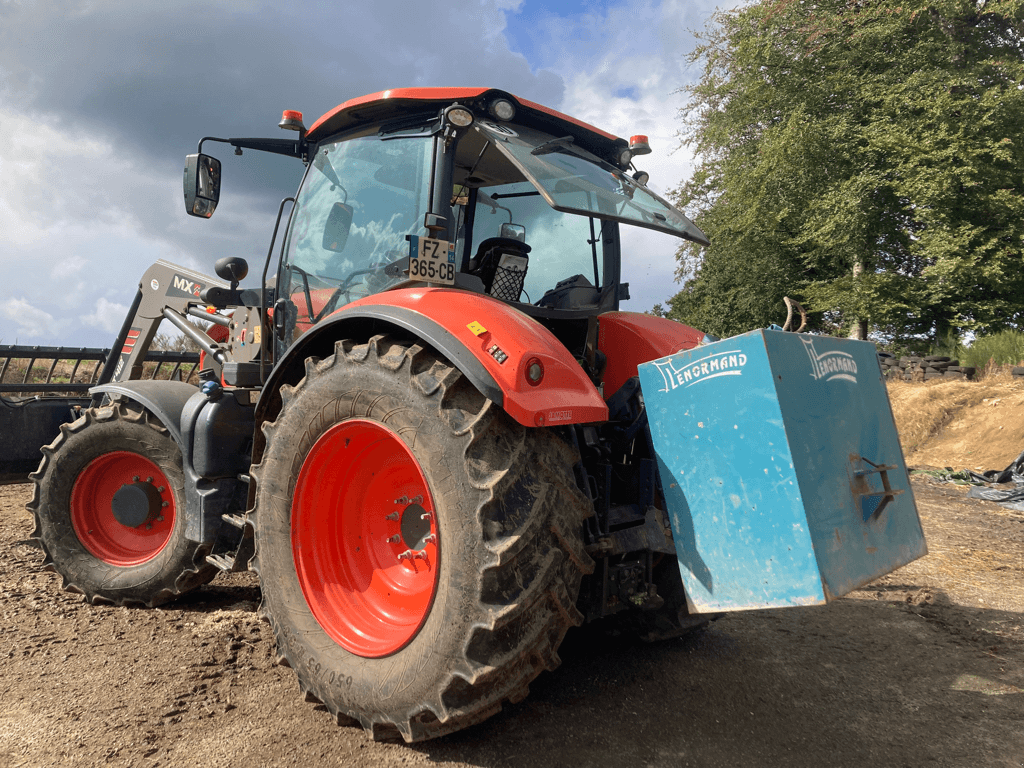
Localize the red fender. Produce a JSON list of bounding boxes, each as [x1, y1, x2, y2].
[[598, 312, 706, 398], [343, 289, 608, 427]]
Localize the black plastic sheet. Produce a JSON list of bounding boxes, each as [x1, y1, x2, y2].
[[910, 449, 1024, 512], [965, 449, 1024, 512]]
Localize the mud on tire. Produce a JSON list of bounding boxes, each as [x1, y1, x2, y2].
[[28, 402, 217, 607], [253, 335, 594, 742]]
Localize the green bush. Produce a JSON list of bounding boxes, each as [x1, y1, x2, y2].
[[961, 330, 1024, 370]]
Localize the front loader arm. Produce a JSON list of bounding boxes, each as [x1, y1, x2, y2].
[[96, 260, 231, 388], [96, 259, 268, 389]]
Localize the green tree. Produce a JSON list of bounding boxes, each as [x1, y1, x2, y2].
[[667, 0, 1024, 343]]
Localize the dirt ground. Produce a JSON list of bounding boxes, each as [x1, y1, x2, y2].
[[888, 376, 1024, 472], [3, 383, 1024, 767]]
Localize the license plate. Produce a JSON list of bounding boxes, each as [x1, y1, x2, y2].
[[408, 236, 456, 285]]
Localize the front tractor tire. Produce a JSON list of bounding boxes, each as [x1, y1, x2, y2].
[[253, 335, 594, 742], [28, 403, 217, 606]]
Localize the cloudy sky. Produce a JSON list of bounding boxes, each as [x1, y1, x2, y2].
[[0, 0, 720, 347]]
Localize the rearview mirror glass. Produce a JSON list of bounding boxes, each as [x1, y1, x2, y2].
[[183, 153, 221, 218], [500, 223, 526, 242], [322, 202, 354, 252]]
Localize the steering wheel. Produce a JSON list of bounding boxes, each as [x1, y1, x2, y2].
[[312, 255, 409, 323]]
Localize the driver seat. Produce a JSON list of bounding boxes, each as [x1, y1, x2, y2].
[[469, 237, 532, 302]]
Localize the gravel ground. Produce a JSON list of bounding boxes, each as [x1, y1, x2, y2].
[[1, 477, 1022, 768]]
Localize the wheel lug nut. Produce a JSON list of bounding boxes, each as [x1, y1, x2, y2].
[[385, 512, 400, 521], [397, 550, 413, 562], [156, 516, 164, 522], [411, 495, 423, 505], [394, 496, 409, 505], [146, 477, 153, 483], [161, 501, 169, 508], [420, 512, 432, 522], [424, 534, 437, 545], [133, 476, 140, 482], [145, 524, 152, 530], [386, 535, 401, 543], [157, 486, 165, 493]]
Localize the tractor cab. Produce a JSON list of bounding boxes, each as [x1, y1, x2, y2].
[[185, 89, 709, 367]]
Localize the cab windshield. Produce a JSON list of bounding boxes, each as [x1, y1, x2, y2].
[[472, 121, 706, 243], [455, 182, 603, 306], [280, 132, 432, 334], [278, 115, 698, 342]]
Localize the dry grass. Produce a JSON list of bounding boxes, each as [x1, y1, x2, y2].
[[887, 374, 1013, 453], [887, 370, 1024, 470], [894, 480, 1024, 621]]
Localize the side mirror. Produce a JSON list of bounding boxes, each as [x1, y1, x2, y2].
[[322, 202, 353, 252], [500, 223, 526, 242], [215, 256, 248, 288], [184, 153, 221, 218]]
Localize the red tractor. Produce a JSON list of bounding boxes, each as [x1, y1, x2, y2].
[[19, 88, 924, 741]]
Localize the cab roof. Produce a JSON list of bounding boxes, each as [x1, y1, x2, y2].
[[306, 87, 628, 158]]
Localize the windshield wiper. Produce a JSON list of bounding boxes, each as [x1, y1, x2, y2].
[[530, 135, 577, 157]]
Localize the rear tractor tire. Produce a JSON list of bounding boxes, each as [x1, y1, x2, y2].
[[253, 335, 594, 742], [28, 402, 217, 607]]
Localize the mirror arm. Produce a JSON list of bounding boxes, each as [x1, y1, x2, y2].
[[198, 136, 304, 159], [197, 136, 232, 153]]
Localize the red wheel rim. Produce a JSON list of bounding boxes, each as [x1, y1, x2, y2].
[[292, 419, 440, 658], [70, 452, 175, 566]]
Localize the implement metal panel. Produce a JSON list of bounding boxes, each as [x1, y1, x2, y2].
[[638, 329, 926, 613]]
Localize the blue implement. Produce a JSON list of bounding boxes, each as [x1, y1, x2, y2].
[[638, 329, 926, 613]]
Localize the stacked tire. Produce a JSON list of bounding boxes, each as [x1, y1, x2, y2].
[[889, 355, 976, 381], [936, 359, 977, 381], [876, 351, 899, 378], [895, 355, 925, 381]]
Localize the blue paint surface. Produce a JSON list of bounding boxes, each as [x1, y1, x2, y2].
[[638, 330, 927, 613]]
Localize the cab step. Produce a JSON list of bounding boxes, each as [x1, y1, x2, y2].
[[206, 512, 256, 572]]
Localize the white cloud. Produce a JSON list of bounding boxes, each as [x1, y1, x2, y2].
[[0, 0, 567, 347], [0, 109, 144, 238], [0, 109, 167, 343], [0, 297, 64, 341], [82, 297, 129, 335], [52, 255, 89, 278], [509, 0, 716, 313], [0, 105, 301, 346]]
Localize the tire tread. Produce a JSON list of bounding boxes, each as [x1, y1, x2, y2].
[[253, 335, 593, 742], [27, 403, 216, 608]]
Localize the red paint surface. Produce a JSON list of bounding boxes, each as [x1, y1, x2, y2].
[[343, 289, 608, 426], [307, 87, 619, 143], [70, 453, 175, 566], [199, 321, 231, 372], [598, 312, 705, 398], [292, 419, 438, 657], [283, 288, 337, 337]]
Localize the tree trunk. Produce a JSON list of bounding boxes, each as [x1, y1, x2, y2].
[[847, 258, 868, 340], [934, 316, 954, 351]]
